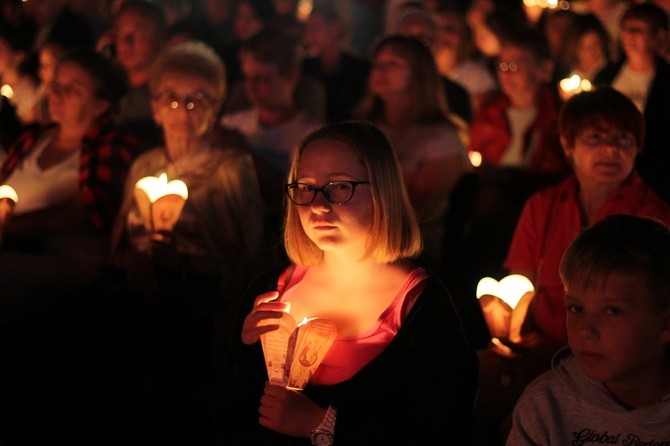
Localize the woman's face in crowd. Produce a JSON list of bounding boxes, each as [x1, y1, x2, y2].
[[48, 61, 108, 127], [295, 138, 373, 257], [496, 45, 544, 99], [620, 18, 658, 58], [576, 31, 606, 71], [369, 47, 412, 98], [563, 125, 639, 187], [151, 72, 218, 141]]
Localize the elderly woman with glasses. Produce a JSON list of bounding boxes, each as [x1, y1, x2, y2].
[[498, 87, 670, 348], [220, 120, 478, 445], [111, 41, 264, 326]]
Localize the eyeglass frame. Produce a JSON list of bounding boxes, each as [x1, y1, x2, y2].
[[152, 91, 214, 112], [576, 131, 637, 150], [497, 61, 519, 72], [285, 180, 370, 206], [50, 81, 92, 98]]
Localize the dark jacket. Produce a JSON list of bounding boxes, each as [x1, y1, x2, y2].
[[217, 265, 479, 445]]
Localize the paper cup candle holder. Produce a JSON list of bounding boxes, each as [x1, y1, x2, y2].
[[259, 302, 338, 390], [476, 274, 535, 344], [134, 173, 188, 233], [0, 184, 18, 227]]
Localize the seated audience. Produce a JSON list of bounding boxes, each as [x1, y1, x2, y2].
[[223, 0, 326, 124], [302, 0, 369, 122], [357, 34, 470, 272], [111, 41, 264, 338], [224, 0, 278, 86], [477, 87, 670, 444], [570, 0, 629, 62], [560, 13, 611, 82], [35, 32, 94, 124], [501, 87, 670, 354], [432, 5, 497, 115], [594, 3, 670, 204], [392, 4, 472, 123], [102, 0, 167, 151], [507, 214, 670, 444], [539, 9, 579, 67], [469, 27, 567, 175], [219, 120, 478, 444], [554, 13, 611, 100], [0, 50, 136, 311], [221, 28, 320, 230], [0, 19, 39, 124], [467, 4, 525, 62]]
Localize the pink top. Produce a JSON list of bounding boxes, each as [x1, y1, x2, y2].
[[278, 265, 429, 386]]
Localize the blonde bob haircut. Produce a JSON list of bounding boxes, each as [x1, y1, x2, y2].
[[284, 120, 422, 265]]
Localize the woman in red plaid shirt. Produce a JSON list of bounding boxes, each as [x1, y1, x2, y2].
[[0, 50, 136, 309]]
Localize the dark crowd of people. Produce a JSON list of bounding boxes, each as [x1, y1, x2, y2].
[[0, 0, 669, 444]]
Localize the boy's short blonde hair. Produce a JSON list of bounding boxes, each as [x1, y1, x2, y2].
[[284, 121, 422, 265], [560, 214, 670, 309]]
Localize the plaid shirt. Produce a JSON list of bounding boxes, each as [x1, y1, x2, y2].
[[0, 115, 137, 235]]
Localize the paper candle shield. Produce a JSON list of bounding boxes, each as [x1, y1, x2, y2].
[[260, 313, 337, 390], [134, 173, 188, 232], [0, 184, 18, 227], [477, 275, 535, 341]]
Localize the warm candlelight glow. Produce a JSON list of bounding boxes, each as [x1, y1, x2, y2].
[[0, 184, 18, 203], [0, 184, 18, 227], [297, 0, 313, 22], [477, 274, 535, 309], [135, 173, 188, 203], [559, 74, 592, 95], [468, 151, 482, 168], [134, 173, 189, 232], [523, 0, 569, 9], [1, 84, 13, 99]]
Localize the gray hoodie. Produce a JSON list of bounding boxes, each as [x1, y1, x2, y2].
[[507, 347, 670, 446]]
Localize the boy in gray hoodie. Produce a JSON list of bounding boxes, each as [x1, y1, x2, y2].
[[507, 214, 670, 445]]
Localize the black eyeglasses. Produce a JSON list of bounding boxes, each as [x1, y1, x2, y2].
[[285, 181, 370, 206]]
